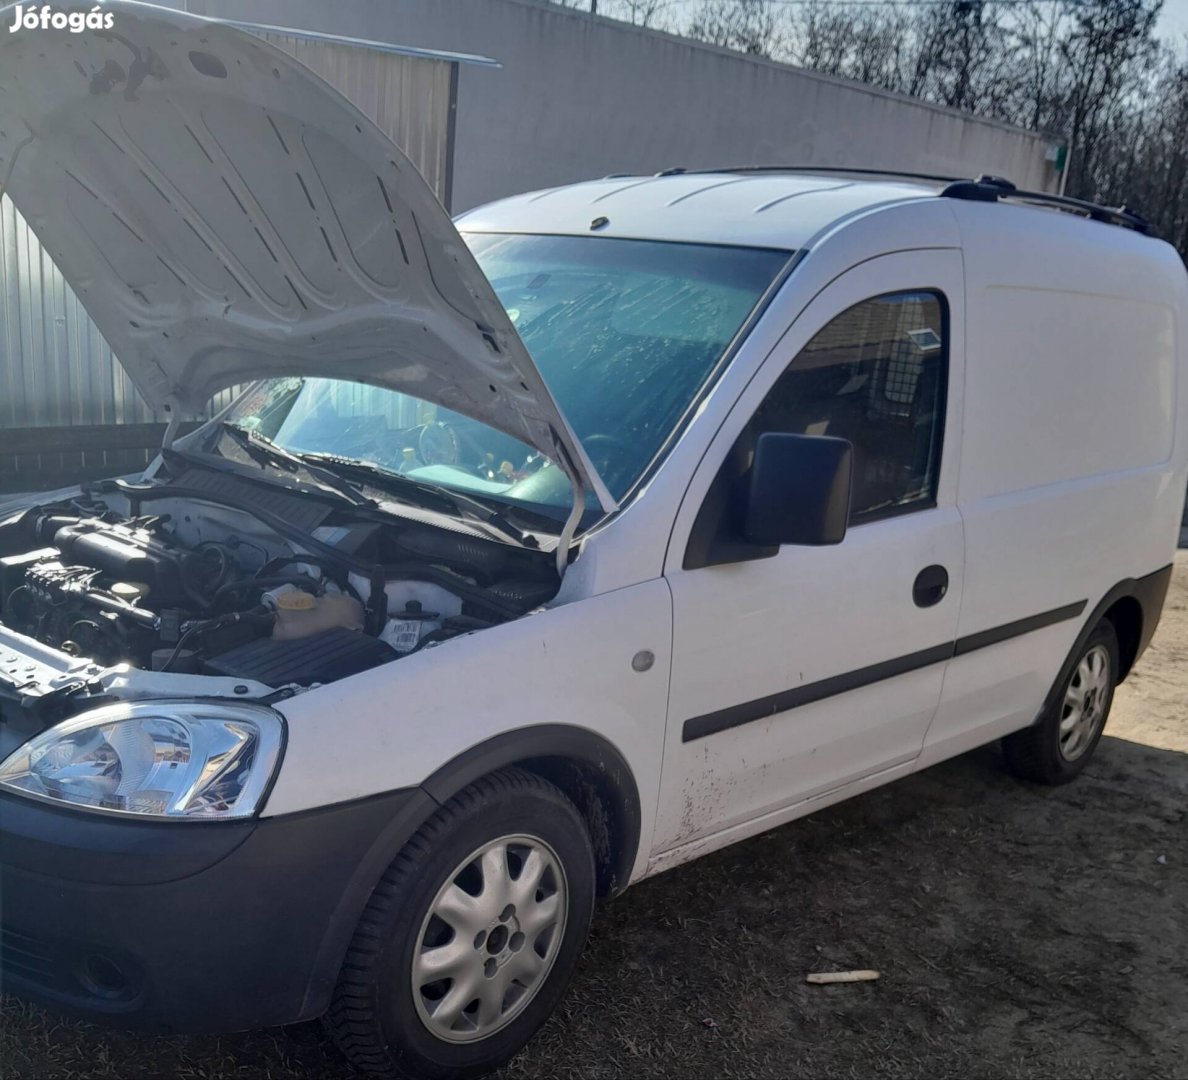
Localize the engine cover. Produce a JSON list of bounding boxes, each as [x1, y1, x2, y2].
[[52, 520, 190, 603]]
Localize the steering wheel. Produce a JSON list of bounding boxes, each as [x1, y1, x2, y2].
[[497, 433, 628, 510], [581, 433, 629, 481], [417, 422, 460, 467]]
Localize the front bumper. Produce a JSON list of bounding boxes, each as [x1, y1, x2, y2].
[[0, 784, 436, 1032]]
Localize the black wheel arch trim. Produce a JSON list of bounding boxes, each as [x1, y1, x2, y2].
[[296, 785, 440, 1019], [420, 724, 643, 899], [1032, 563, 1172, 727]]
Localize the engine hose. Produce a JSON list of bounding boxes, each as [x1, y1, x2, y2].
[[158, 624, 206, 673], [4, 585, 30, 614], [65, 618, 124, 663], [211, 574, 323, 608], [256, 556, 364, 603], [64, 583, 159, 629], [160, 608, 274, 672], [164, 544, 235, 614]]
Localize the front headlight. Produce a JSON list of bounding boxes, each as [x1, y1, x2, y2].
[[0, 702, 284, 820]]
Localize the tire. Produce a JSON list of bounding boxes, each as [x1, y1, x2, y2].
[[325, 767, 595, 1080], [1003, 618, 1120, 785]]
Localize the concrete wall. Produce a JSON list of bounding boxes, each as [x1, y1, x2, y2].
[[177, 0, 1060, 211]]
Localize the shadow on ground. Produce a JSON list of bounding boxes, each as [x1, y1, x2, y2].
[[4, 735, 1185, 1079]]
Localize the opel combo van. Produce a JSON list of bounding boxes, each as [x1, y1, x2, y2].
[[1, 5, 1186, 1078]]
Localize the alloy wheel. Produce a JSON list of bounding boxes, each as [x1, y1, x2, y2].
[[411, 833, 569, 1043], [1058, 643, 1112, 762]]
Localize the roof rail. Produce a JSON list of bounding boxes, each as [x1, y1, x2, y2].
[[681, 164, 965, 185], [941, 175, 1156, 236], [646, 166, 1157, 237]]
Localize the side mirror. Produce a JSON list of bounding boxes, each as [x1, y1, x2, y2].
[[742, 432, 852, 546]]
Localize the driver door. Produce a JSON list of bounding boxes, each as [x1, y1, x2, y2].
[[653, 250, 966, 858]]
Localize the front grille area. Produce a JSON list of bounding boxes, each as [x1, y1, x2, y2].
[[0, 922, 142, 1006], [0, 925, 65, 991]]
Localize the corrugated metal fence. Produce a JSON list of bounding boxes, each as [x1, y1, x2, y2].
[[0, 33, 453, 488], [1, 193, 153, 431]]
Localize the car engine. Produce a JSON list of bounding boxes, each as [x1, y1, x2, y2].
[[0, 477, 559, 727]]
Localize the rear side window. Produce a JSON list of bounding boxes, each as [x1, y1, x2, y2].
[[750, 291, 948, 523]]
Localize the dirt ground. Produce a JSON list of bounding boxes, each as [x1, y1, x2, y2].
[[3, 557, 1186, 1080]]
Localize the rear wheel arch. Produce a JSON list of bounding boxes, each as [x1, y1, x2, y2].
[[1102, 595, 1143, 680], [1044, 567, 1171, 711], [1004, 618, 1119, 784], [420, 726, 642, 898]]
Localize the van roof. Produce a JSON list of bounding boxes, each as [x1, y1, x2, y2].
[[458, 172, 932, 249], [457, 170, 1156, 251]]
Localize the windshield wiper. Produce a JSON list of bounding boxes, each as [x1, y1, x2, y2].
[[297, 453, 538, 549], [216, 423, 376, 508]]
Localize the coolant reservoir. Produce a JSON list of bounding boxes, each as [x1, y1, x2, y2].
[[271, 590, 364, 641]]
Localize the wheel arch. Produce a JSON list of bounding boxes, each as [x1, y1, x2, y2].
[[420, 725, 643, 899], [1038, 564, 1173, 723], [1103, 594, 1143, 679]]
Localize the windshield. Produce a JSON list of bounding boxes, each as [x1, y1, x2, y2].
[[224, 234, 789, 524]]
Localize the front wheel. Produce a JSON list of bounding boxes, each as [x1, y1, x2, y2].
[[1003, 618, 1119, 784], [326, 768, 595, 1080]]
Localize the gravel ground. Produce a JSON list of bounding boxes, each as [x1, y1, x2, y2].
[[3, 556, 1186, 1079]]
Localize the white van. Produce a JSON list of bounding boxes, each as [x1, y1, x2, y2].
[[1, 6, 1185, 1079]]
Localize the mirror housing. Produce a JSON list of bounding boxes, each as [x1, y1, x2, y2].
[[743, 433, 852, 546]]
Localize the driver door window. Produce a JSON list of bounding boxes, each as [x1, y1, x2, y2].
[[749, 291, 947, 523]]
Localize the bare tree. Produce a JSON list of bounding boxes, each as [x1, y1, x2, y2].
[[543, 0, 675, 30], [614, 0, 669, 26], [932, 2, 1012, 114], [1008, 0, 1073, 132], [685, 0, 780, 57], [1089, 42, 1188, 244], [791, 1, 913, 89], [1057, 0, 1162, 195]]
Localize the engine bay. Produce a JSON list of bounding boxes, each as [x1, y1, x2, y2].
[[0, 470, 560, 727]]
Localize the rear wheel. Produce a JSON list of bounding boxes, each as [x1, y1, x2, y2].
[[1003, 619, 1119, 784], [325, 768, 595, 1080]]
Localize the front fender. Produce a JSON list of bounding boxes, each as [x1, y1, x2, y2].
[[264, 577, 673, 883]]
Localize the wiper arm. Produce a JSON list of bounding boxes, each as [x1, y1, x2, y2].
[[298, 453, 537, 548], [217, 423, 375, 508]]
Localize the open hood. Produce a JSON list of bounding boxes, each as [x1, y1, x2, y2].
[[0, 1, 614, 512]]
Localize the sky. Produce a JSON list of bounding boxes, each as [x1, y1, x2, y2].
[[1161, 0, 1188, 41]]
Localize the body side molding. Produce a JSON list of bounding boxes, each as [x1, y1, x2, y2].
[[682, 599, 1089, 743]]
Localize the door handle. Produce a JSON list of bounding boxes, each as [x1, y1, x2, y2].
[[913, 565, 949, 608]]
